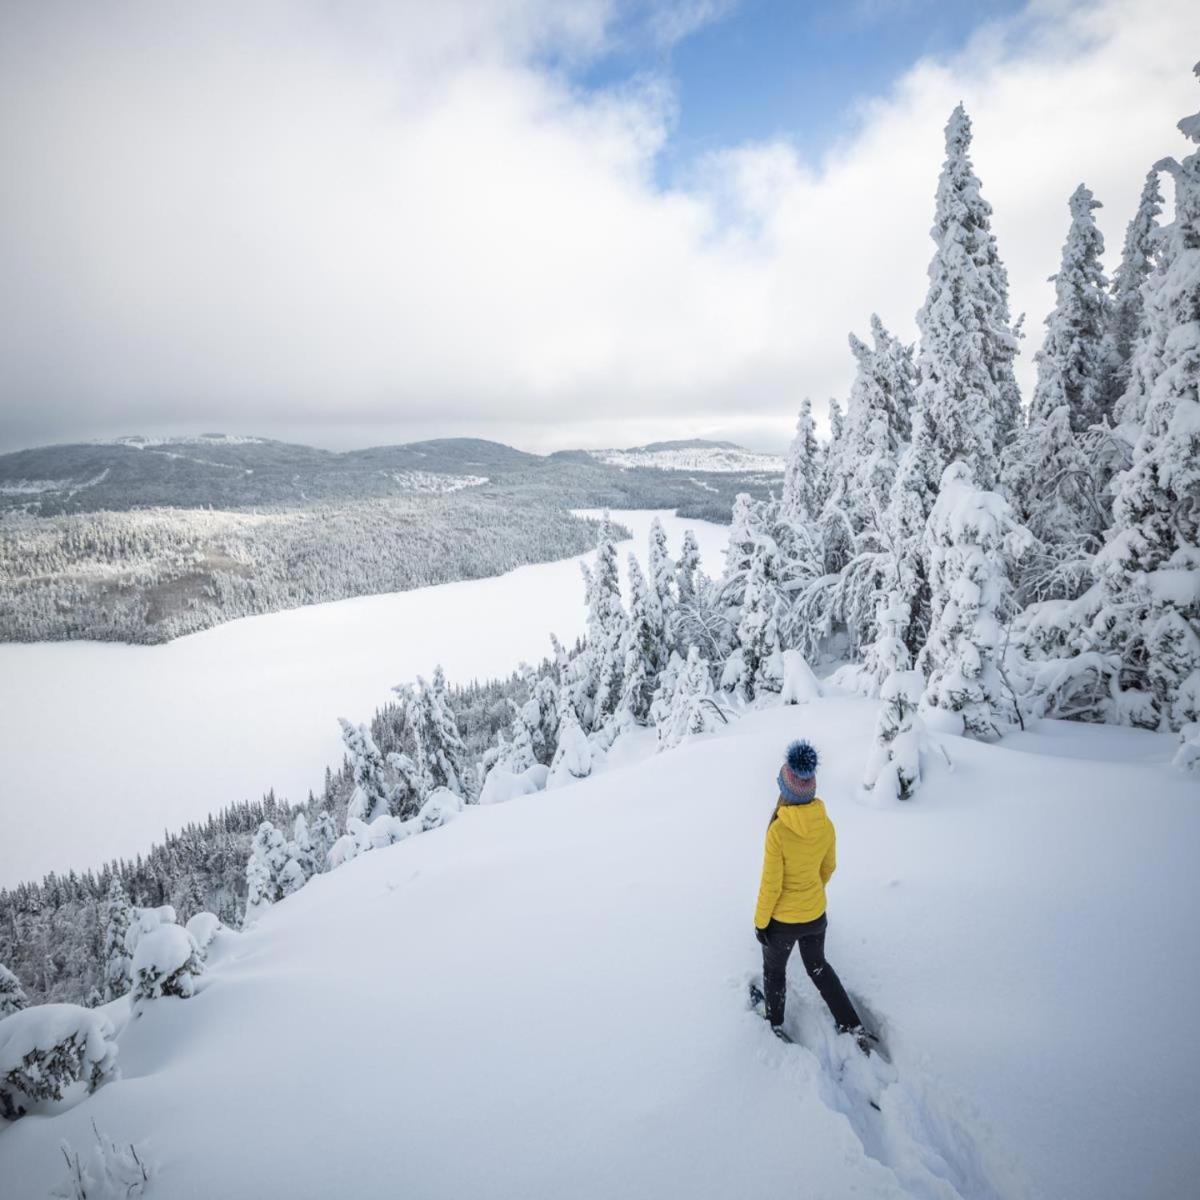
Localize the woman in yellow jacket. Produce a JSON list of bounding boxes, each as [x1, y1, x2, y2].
[[753, 741, 867, 1045]]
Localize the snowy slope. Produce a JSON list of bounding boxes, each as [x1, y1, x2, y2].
[[0, 511, 728, 886], [3, 696, 1196, 1200]]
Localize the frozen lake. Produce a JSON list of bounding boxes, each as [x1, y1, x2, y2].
[[0, 511, 727, 887]]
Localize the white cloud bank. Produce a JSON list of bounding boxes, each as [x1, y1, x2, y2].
[[0, 0, 1196, 452]]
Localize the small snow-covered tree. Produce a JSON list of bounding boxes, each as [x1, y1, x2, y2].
[[724, 544, 783, 701], [656, 646, 718, 751], [339, 718, 392, 825], [579, 517, 628, 730], [0, 962, 28, 1016], [621, 554, 667, 724], [309, 811, 338, 871], [499, 700, 537, 773], [781, 400, 823, 524], [131, 925, 203, 1003], [915, 104, 1020, 491], [864, 670, 925, 802], [245, 820, 289, 921], [919, 462, 1033, 739], [404, 666, 474, 800], [101, 878, 133, 1002], [547, 705, 593, 787], [676, 529, 701, 609], [648, 517, 678, 646], [1093, 69, 1200, 732]]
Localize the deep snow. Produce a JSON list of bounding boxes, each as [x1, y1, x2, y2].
[[0, 511, 727, 886], [2, 694, 1196, 1200]]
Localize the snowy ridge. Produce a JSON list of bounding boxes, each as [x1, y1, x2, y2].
[[3, 694, 1196, 1199], [592, 444, 784, 473]]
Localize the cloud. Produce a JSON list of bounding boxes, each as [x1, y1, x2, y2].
[[0, 0, 1196, 453]]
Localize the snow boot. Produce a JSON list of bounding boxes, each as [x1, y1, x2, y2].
[[839, 1024, 878, 1057], [770, 1023, 794, 1044]]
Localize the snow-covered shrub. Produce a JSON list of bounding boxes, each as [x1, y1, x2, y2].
[[547, 708, 594, 787], [0, 1005, 119, 1121], [131, 925, 203, 1004], [51, 1124, 153, 1199], [780, 649, 822, 705], [1175, 723, 1200, 773], [479, 762, 548, 806], [417, 787, 464, 831], [864, 670, 925, 801], [122, 905, 176, 964], [0, 963, 28, 1017], [184, 913, 222, 960]]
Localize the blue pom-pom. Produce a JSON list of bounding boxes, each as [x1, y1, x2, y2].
[[786, 740, 819, 776]]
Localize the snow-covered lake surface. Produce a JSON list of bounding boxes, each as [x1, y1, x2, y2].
[[0, 510, 728, 887]]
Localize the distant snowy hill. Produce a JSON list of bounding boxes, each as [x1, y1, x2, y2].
[[591, 439, 785, 473], [2, 695, 1196, 1199]]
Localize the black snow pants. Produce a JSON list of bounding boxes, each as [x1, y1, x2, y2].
[[760, 913, 861, 1031]]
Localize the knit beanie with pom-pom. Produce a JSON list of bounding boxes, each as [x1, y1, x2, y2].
[[778, 740, 818, 805]]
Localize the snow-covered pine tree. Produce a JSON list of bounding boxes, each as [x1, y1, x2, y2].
[[675, 529, 701, 608], [0, 961, 28, 1016], [279, 814, 315, 897], [879, 400, 942, 659], [723, 493, 759, 603], [245, 820, 289, 920], [406, 666, 475, 800], [580, 516, 627, 730], [338, 718, 392, 825], [919, 462, 1033, 739], [648, 517, 678, 648], [309, 810, 338, 871], [1030, 184, 1114, 432], [915, 105, 1020, 491], [101, 877, 132, 1002], [1109, 169, 1164, 422], [724, 543, 783, 702], [1093, 67, 1200, 734], [621, 554, 666, 725], [525, 670, 560, 765], [656, 646, 718, 751], [547, 701, 593, 786], [499, 700, 537, 773], [781, 400, 823, 524], [824, 316, 916, 554]]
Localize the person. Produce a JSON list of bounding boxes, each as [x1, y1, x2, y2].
[[753, 740, 870, 1050]]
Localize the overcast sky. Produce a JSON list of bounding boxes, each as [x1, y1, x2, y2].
[[1, 0, 1196, 454]]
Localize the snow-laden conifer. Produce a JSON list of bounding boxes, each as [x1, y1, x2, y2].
[[338, 718, 392, 824], [580, 516, 627, 730], [919, 463, 1033, 739], [676, 529, 701, 608], [656, 646, 718, 751], [1029, 185, 1113, 432], [245, 820, 289, 921], [724, 544, 783, 701], [1109, 169, 1164, 421], [405, 666, 474, 800], [101, 878, 133, 1002], [1093, 67, 1200, 733], [621, 554, 666, 725], [648, 517, 677, 648], [0, 962, 28, 1017], [780, 400, 822, 524], [862, 592, 925, 799], [915, 105, 1020, 490], [824, 316, 915, 552]]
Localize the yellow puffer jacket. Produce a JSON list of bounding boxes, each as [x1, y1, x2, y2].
[[754, 798, 836, 928]]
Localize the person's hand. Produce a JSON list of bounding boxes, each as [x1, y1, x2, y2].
[[755, 925, 768, 946]]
